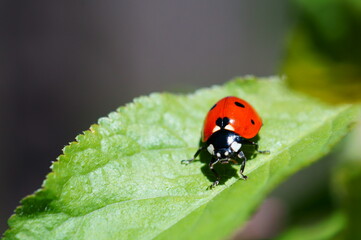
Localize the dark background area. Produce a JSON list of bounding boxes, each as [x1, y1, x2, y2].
[[0, 1, 288, 233]]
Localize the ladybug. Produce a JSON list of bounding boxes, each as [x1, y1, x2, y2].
[[182, 96, 270, 187]]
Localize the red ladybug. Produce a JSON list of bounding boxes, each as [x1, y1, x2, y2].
[[182, 96, 269, 187]]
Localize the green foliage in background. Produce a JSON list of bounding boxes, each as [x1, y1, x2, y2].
[[277, 212, 346, 240], [284, 0, 361, 103], [335, 162, 361, 239], [3, 77, 359, 240], [332, 124, 361, 239]]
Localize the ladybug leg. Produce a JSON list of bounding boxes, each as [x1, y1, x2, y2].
[[181, 146, 204, 165], [237, 151, 248, 180], [243, 140, 270, 154], [258, 149, 270, 154], [209, 158, 220, 187]]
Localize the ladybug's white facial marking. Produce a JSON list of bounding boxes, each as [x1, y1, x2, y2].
[[212, 125, 221, 133], [207, 144, 215, 155], [230, 142, 242, 152], [224, 124, 235, 131]]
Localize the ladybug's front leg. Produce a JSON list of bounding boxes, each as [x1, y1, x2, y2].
[[237, 151, 248, 180], [181, 146, 204, 165], [209, 158, 220, 187]]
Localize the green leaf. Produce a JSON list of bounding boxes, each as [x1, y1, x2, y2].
[[3, 77, 360, 240]]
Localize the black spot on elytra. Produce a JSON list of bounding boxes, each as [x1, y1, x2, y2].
[[210, 104, 216, 111], [216, 118, 222, 127], [251, 119, 255, 125], [235, 102, 245, 108], [216, 117, 230, 128]]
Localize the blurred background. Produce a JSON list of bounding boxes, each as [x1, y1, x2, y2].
[[0, 1, 288, 234], [4, 1, 361, 239]]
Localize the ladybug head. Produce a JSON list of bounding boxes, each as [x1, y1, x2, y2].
[[207, 144, 231, 159], [215, 148, 232, 159]]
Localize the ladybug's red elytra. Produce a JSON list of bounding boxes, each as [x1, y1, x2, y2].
[[182, 96, 270, 187]]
